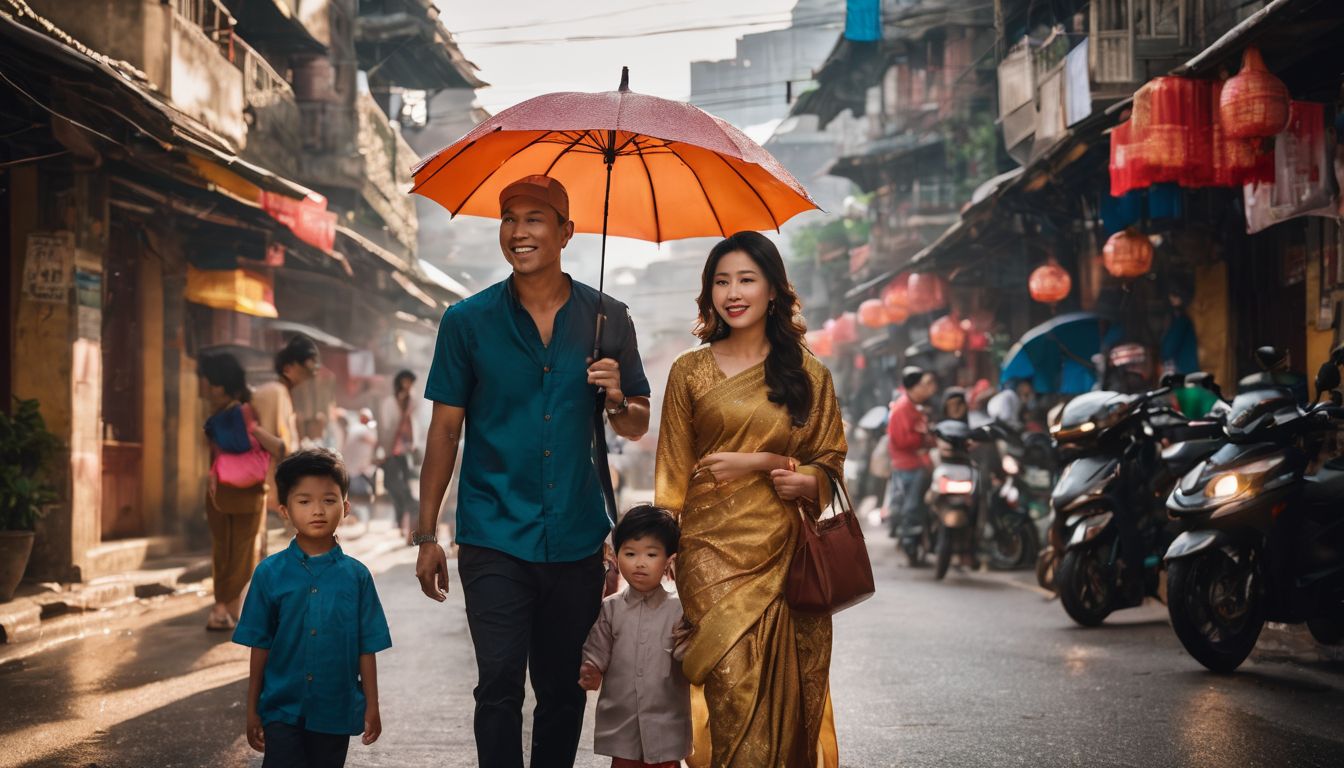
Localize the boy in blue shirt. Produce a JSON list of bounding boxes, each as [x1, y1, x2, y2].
[[234, 448, 393, 767]]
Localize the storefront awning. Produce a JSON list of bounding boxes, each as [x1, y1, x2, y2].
[[185, 265, 279, 318]]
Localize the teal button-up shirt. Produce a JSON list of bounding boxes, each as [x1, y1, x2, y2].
[[424, 276, 650, 563], [233, 540, 392, 735]]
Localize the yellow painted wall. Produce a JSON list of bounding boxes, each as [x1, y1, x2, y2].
[[1189, 260, 1234, 391]]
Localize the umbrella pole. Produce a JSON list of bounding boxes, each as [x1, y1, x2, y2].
[[592, 143, 615, 362]]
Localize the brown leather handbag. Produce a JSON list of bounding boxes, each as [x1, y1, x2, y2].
[[786, 467, 876, 615]]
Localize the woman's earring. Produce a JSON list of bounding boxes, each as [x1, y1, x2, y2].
[[768, 299, 775, 313]]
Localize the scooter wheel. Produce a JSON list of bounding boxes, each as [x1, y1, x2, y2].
[[1167, 549, 1264, 673], [1057, 548, 1113, 627], [934, 526, 953, 581]]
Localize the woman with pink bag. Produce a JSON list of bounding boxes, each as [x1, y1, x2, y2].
[[200, 353, 284, 631]]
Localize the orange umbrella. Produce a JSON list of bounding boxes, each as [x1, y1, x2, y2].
[[413, 68, 817, 240], [411, 67, 819, 307]]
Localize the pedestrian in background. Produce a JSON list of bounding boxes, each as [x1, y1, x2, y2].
[[579, 505, 692, 768], [378, 369, 425, 545], [234, 449, 392, 768], [887, 367, 937, 543], [200, 352, 284, 632], [253, 334, 321, 516], [655, 231, 846, 767], [413, 175, 652, 768], [341, 408, 379, 525]]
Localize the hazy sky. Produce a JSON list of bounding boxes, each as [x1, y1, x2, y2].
[[437, 1, 827, 274], [447, 0, 803, 114]]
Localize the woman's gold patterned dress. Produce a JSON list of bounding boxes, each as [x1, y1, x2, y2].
[[655, 346, 846, 768]]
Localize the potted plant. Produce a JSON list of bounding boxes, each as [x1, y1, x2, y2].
[[0, 398, 62, 602]]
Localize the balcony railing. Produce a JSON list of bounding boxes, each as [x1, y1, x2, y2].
[[356, 90, 418, 252], [235, 38, 300, 175]]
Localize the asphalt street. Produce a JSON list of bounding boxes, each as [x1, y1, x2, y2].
[[3, 530, 1344, 768]]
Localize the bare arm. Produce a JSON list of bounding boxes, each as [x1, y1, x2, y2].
[[415, 402, 464, 601], [608, 396, 650, 440], [246, 648, 268, 752], [250, 424, 285, 458], [360, 653, 381, 745]]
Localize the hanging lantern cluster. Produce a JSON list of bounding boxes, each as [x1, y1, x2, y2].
[[806, 328, 833, 357], [827, 312, 859, 345], [1219, 47, 1290, 140], [906, 273, 947, 314], [1103, 228, 1154, 279], [858, 298, 888, 329], [1028, 260, 1072, 304], [929, 314, 965, 353], [1109, 47, 1287, 196], [881, 275, 911, 324]]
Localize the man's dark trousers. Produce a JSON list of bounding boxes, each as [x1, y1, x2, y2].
[[458, 543, 605, 768]]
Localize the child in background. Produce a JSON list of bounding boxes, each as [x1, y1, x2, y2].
[[579, 505, 692, 768], [234, 448, 392, 768]]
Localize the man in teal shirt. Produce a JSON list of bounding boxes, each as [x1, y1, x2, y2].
[[413, 175, 651, 768]]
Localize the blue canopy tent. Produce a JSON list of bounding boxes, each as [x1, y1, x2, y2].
[[1000, 312, 1103, 394]]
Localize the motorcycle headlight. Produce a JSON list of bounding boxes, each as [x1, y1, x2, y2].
[[1207, 473, 1240, 499], [1001, 454, 1020, 475], [1078, 421, 1096, 433]]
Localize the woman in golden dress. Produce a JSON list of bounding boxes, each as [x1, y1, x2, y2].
[[655, 231, 846, 767]]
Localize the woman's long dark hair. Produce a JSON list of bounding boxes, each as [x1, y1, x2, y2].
[[694, 231, 812, 426], [199, 352, 251, 403]]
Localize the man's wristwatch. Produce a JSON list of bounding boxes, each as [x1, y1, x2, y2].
[[605, 396, 629, 416], [412, 533, 438, 546]]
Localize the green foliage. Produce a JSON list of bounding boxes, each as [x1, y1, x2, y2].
[[944, 111, 1002, 200], [0, 398, 62, 531], [789, 217, 871, 264]]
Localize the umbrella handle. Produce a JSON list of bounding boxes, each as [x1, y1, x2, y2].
[[592, 311, 606, 364]]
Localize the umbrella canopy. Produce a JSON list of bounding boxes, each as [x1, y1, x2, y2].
[[1000, 312, 1103, 395], [410, 69, 819, 243]]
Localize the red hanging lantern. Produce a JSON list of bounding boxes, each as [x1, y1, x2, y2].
[[881, 274, 911, 324], [1028, 260, 1072, 304], [929, 314, 965, 353], [1136, 77, 1214, 186], [1210, 79, 1271, 187], [829, 312, 859, 345], [806, 328, 833, 357], [858, 298, 889, 329], [1103, 228, 1154, 279], [1109, 119, 1151, 197], [1219, 47, 1290, 140], [906, 273, 947, 314]]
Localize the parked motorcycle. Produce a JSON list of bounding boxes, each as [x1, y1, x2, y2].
[[1164, 353, 1344, 672], [1048, 380, 1223, 625], [923, 420, 1034, 580]]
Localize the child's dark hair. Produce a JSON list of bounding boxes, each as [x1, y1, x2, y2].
[[275, 448, 349, 507], [614, 504, 680, 555]]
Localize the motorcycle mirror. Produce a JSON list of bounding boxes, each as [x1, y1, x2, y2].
[[1255, 346, 1285, 371], [1315, 360, 1341, 398]]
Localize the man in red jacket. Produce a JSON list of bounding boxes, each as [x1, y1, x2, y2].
[[886, 368, 938, 553]]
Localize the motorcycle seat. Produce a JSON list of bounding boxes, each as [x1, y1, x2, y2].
[[1302, 464, 1344, 504]]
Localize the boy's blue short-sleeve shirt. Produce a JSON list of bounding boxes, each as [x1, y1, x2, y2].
[[424, 275, 651, 563], [233, 540, 392, 735]]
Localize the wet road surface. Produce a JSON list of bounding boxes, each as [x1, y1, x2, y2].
[[3, 534, 1343, 767]]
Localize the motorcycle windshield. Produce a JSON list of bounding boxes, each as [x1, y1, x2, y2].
[[1052, 455, 1120, 509], [1225, 387, 1297, 437]]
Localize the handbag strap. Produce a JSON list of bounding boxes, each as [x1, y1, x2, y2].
[[794, 464, 853, 524]]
